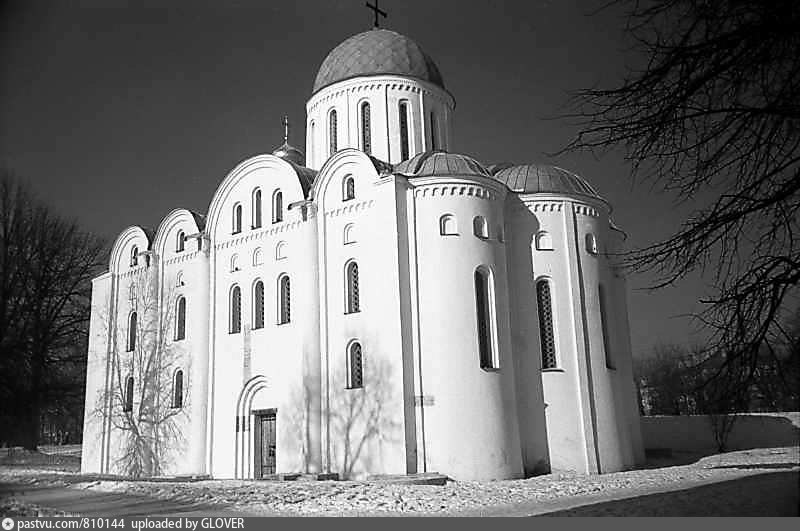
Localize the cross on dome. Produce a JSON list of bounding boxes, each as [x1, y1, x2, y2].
[[365, 0, 387, 28]]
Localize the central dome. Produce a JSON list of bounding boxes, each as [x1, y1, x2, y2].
[[312, 29, 445, 94]]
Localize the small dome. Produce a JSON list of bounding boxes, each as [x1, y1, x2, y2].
[[491, 163, 602, 199], [313, 29, 445, 94], [394, 151, 490, 178], [272, 142, 305, 166], [272, 116, 305, 166]]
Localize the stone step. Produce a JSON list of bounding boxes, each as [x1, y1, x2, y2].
[[366, 472, 449, 486]]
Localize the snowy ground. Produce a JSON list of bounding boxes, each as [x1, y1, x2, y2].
[[0, 447, 800, 516], [3, 446, 795, 516]]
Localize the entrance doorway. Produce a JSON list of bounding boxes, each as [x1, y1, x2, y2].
[[253, 409, 276, 478]]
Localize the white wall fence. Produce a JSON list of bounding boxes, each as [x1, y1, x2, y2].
[[640, 412, 800, 452]]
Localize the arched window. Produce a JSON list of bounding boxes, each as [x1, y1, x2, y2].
[[343, 175, 355, 201], [535, 231, 553, 251], [176, 230, 185, 252], [272, 190, 283, 223], [253, 280, 265, 329], [278, 274, 291, 324], [474, 267, 499, 369], [399, 101, 410, 161], [175, 297, 186, 341], [329, 109, 338, 156], [130, 246, 138, 267], [497, 225, 505, 243], [360, 102, 371, 155], [536, 279, 557, 369], [232, 204, 242, 234], [172, 370, 184, 409], [599, 285, 614, 369], [276, 241, 287, 260], [347, 341, 363, 389], [176, 271, 184, 287], [440, 214, 457, 235], [252, 248, 263, 266], [586, 233, 598, 255], [127, 311, 137, 352], [345, 261, 360, 314], [128, 283, 136, 302], [473, 216, 489, 239], [309, 120, 315, 164], [230, 254, 240, 272], [343, 223, 356, 244], [430, 111, 438, 151], [123, 376, 134, 412], [229, 285, 241, 334], [252, 189, 262, 229]]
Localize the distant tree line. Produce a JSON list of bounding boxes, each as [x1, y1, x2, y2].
[[635, 310, 800, 417], [0, 170, 106, 449]]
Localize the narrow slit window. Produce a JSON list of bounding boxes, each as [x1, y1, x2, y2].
[[347, 342, 363, 389], [345, 261, 360, 314], [343, 176, 355, 201], [123, 376, 134, 412], [130, 246, 138, 267], [233, 204, 242, 234], [278, 274, 291, 324], [127, 312, 137, 352], [473, 216, 489, 239], [537, 280, 557, 369], [253, 280, 265, 329], [474, 267, 499, 369], [175, 297, 186, 341], [329, 109, 338, 156], [176, 230, 185, 252], [229, 285, 241, 334], [399, 101, 410, 161], [360, 102, 371, 155], [172, 370, 184, 408], [253, 189, 262, 229], [599, 285, 614, 369], [586, 233, 598, 255], [430, 111, 438, 151], [272, 190, 283, 223]]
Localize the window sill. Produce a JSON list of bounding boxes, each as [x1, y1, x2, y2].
[[606, 365, 617, 371], [481, 367, 500, 373], [277, 321, 291, 326], [440, 233, 459, 237], [345, 386, 364, 391], [541, 368, 565, 373], [344, 310, 361, 315]]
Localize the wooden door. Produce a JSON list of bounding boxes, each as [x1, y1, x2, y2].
[[253, 409, 276, 478]]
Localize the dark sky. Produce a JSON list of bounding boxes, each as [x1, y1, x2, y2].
[[0, 0, 712, 358]]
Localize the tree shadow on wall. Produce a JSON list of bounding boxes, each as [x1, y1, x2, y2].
[[328, 356, 403, 480], [281, 373, 316, 474], [92, 274, 190, 478]]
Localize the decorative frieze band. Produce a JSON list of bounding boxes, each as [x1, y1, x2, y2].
[[324, 199, 375, 218], [214, 220, 304, 251], [414, 185, 495, 200], [573, 204, 599, 217], [524, 201, 564, 212]]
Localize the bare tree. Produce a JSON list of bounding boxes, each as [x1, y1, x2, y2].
[[0, 170, 106, 449], [565, 1, 800, 398], [93, 271, 190, 477]]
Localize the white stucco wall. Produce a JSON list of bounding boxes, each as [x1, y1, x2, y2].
[[306, 76, 454, 169]]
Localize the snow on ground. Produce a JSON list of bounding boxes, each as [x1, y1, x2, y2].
[[62, 446, 798, 516]]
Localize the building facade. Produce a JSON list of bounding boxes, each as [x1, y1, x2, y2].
[[81, 28, 645, 480]]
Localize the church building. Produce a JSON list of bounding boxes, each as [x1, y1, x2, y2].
[[81, 22, 645, 481]]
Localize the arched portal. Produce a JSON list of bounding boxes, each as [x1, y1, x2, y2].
[[234, 375, 276, 479]]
